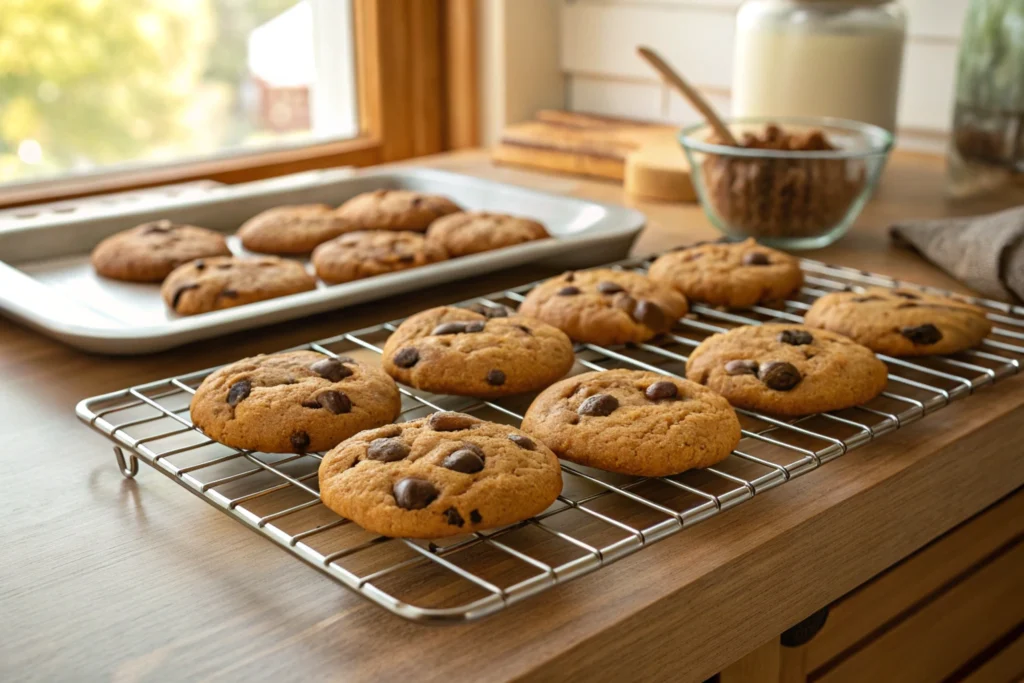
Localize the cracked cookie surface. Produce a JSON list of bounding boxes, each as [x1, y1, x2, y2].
[[648, 238, 803, 308], [237, 204, 353, 255], [161, 255, 316, 315], [91, 220, 231, 282], [521, 369, 741, 476], [425, 211, 549, 257], [318, 412, 563, 538], [685, 323, 888, 416], [312, 230, 447, 284], [381, 306, 575, 397], [517, 269, 689, 345], [190, 350, 401, 454], [336, 189, 462, 232], [803, 287, 992, 357]]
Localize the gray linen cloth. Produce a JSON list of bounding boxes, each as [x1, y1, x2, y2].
[[890, 205, 1024, 303]]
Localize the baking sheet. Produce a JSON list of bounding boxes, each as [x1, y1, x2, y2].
[[0, 167, 645, 353]]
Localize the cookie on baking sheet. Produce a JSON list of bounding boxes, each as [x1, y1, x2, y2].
[[425, 211, 549, 257], [517, 268, 689, 346], [318, 412, 563, 538], [381, 306, 575, 397], [312, 231, 447, 284], [803, 287, 992, 357], [91, 220, 231, 283], [521, 369, 741, 477], [191, 351, 401, 454], [648, 238, 804, 308], [237, 204, 352, 255], [161, 255, 316, 316], [336, 189, 462, 232], [685, 323, 888, 416]]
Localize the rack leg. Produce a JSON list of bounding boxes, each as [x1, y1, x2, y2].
[[113, 447, 139, 479]]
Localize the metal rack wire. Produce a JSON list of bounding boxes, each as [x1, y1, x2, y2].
[[76, 256, 1024, 624]]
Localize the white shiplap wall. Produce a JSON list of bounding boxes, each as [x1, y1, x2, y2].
[[562, 0, 969, 150]]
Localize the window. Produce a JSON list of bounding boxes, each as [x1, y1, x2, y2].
[[0, 0, 478, 208]]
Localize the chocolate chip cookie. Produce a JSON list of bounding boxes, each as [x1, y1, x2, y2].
[[237, 204, 353, 255], [425, 211, 549, 257], [685, 323, 888, 416], [318, 412, 563, 538], [91, 220, 232, 282], [191, 351, 401, 454], [648, 238, 804, 308], [312, 231, 447, 284], [517, 269, 689, 345], [803, 287, 993, 357], [336, 189, 462, 232], [521, 369, 740, 477], [161, 255, 316, 316], [381, 306, 575, 397]]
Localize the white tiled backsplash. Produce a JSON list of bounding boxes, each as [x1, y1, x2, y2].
[[562, 0, 969, 151]]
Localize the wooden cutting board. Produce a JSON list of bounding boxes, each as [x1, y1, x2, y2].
[[492, 110, 696, 202]]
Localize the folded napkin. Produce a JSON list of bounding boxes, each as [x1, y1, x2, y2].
[[890, 205, 1024, 303]]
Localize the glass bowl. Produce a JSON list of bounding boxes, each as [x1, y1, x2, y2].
[[678, 117, 894, 249]]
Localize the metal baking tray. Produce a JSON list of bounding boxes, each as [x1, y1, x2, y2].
[[0, 167, 644, 354], [76, 255, 1024, 623]]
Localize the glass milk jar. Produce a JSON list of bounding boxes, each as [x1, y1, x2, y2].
[[732, 1, 907, 132]]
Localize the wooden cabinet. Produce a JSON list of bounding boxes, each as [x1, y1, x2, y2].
[[721, 490, 1024, 683]]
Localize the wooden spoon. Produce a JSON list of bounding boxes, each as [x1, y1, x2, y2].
[[637, 46, 739, 146]]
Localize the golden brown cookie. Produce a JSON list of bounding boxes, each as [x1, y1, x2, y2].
[[381, 306, 575, 397], [336, 189, 462, 232], [191, 351, 401, 454], [425, 211, 549, 257], [318, 412, 563, 538], [311, 231, 447, 284], [648, 238, 804, 308], [803, 287, 993, 357], [161, 256, 316, 316], [237, 204, 352, 255], [685, 324, 888, 416], [517, 269, 689, 345], [521, 369, 741, 477], [91, 220, 231, 283]]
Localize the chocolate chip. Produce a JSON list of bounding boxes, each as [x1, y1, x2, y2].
[[777, 329, 814, 346], [301, 399, 320, 409], [397, 253, 416, 263], [444, 507, 465, 527], [759, 361, 802, 391], [393, 347, 419, 368], [467, 303, 512, 318], [193, 259, 205, 271], [470, 509, 482, 523], [432, 321, 467, 336], [486, 369, 506, 386], [310, 357, 352, 382], [461, 442, 485, 458], [632, 300, 667, 329], [411, 196, 424, 207], [743, 252, 770, 266], [645, 381, 678, 401], [578, 393, 619, 417], [725, 360, 759, 376], [366, 437, 409, 462], [464, 321, 486, 333], [508, 434, 536, 450], [901, 323, 942, 345], [893, 291, 920, 300], [428, 411, 478, 431], [853, 296, 884, 303], [227, 380, 251, 406], [335, 356, 356, 364], [558, 286, 581, 296], [290, 431, 311, 453], [597, 281, 625, 294], [442, 449, 485, 473], [393, 478, 438, 510], [316, 390, 351, 414], [564, 271, 575, 282], [219, 289, 239, 299], [171, 283, 199, 310], [614, 294, 637, 313]]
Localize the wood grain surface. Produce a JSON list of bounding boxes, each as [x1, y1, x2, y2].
[[1, 150, 1022, 682]]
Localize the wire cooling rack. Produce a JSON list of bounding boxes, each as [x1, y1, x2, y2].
[[76, 256, 1024, 623]]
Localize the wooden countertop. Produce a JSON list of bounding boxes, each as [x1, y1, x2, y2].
[[2, 150, 1022, 682]]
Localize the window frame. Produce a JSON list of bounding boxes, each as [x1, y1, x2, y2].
[[0, 0, 478, 209]]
